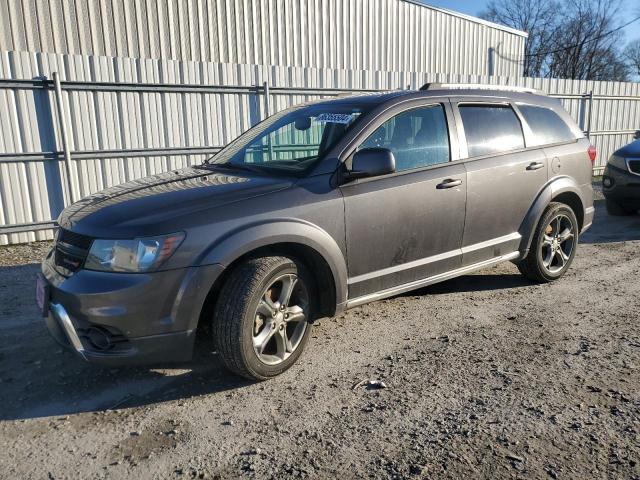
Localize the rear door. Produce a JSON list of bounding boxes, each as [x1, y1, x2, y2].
[[515, 103, 591, 186], [452, 100, 549, 266]]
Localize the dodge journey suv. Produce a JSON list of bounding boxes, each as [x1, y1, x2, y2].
[[38, 84, 595, 380]]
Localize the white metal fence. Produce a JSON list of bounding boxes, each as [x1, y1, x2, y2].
[[1, 50, 639, 245]]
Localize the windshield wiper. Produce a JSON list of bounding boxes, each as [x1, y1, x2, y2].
[[205, 162, 263, 174]]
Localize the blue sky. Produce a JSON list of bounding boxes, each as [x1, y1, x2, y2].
[[427, 0, 640, 42]]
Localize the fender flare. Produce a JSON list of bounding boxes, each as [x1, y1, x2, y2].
[[518, 176, 585, 254], [196, 218, 349, 308]]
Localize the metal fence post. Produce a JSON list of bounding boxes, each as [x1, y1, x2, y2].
[[52, 71, 75, 204], [586, 90, 594, 139], [488, 47, 495, 76], [262, 81, 274, 162], [578, 93, 587, 134], [263, 81, 270, 119]]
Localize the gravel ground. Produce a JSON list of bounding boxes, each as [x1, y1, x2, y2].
[[1, 197, 639, 479]]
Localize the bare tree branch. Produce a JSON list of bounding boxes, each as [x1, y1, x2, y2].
[[624, 39, 640, 77], [481, 0, 631, 80]]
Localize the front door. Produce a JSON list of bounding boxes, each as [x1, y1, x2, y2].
[[340, 103, 467, 299]]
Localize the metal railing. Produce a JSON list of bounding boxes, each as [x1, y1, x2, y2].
[[0, 75, 638, 238], [0, 76, 387, 237]]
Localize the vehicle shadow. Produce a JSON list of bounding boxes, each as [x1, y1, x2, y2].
[[0, 263, 250, 421], [580, 199, 640, 244], [410, 273, 533, 297]]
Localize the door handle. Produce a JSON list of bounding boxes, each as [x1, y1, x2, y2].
[[436, 178, 462, 189], [526, 161, 545, 171]]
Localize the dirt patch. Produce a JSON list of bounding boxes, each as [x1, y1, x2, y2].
[[0, 241, 52, 267], [110, 417, 187, 465], [0, 201, 639, 479]]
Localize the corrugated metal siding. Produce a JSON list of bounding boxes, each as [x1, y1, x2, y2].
[[0, 0, 526, 76], [1, 50, 639, 245]]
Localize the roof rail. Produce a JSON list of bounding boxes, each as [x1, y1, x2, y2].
[[420, 83, 545, 95]]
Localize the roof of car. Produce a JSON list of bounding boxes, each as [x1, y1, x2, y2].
[[314, 88, 556, 108], [312, 91, 410, 106]]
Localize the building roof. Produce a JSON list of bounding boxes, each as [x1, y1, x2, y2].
[[404, 0, 529, 38]]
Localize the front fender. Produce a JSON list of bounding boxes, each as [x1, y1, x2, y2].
[[518, 176, 584, 254], [196, 218, 349, 307]]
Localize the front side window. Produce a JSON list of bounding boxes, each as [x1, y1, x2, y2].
[[459, 104, 525, 157], [518, 104, 576, 146], [358, 104, 450, 171], [209, 104, 368, 174]]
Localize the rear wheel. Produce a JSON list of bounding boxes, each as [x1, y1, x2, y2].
[[213, 256, 313, 380], [606, 199, 635, 216], [518, 202, 579, 283]]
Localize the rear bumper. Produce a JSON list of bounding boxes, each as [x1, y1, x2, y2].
[[40, 252, 224, 366], [582, 205, 595, 232]]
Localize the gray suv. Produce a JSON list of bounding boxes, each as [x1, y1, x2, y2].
[[37, 84, 595, 380]]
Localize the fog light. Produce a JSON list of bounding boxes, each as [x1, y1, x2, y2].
[[603, 177, 613, 188], [87, 327, 112, 351]]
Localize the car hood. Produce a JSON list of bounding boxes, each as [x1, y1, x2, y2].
[[58, 166, 292, 237], [616, 139, 640, 158]]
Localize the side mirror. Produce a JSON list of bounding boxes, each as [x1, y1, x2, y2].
[[347, 148, 396, 180], [294, 117, 312, 131]]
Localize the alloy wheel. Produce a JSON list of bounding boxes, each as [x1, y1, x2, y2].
[[252, 273, 309, 365], [540, 214, 575, 274]]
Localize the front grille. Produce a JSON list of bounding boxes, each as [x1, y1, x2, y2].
[[628, 159, 640, 175], [58, 229, 93, 249], [54, 229, 93, 273]]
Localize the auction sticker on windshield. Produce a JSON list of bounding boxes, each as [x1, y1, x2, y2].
[[315, 113, 355, 124]]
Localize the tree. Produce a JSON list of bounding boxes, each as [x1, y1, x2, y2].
[[481, 0, 561, 77], [625, 39, 640, 77], [481, 0, 630, 81], [546, 0, 629, 81]]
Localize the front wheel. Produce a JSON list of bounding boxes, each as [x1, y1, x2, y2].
[[518, 202, 579, 283], [213, 256, 314, 380]]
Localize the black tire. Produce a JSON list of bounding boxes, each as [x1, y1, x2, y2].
[[605, 199, 635, 216], [213, 256, 314, 380], [518, 202, 579, 283]]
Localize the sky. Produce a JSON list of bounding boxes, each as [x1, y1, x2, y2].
[[426, 0, 640, 43]]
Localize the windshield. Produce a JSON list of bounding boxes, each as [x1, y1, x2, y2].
[[207, 103, 368, 173]]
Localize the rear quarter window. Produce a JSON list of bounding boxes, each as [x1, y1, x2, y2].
[[517, 104, 576, 146], [459, 104, 525, 157]]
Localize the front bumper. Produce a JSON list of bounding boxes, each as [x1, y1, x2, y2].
[[40, 251, 224, 366], [602, 164, 640, 209]]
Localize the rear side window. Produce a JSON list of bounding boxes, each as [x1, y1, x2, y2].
[[518, 105, 576, 146], [459, 105, 525, 157]]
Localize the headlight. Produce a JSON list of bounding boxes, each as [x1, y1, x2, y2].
[[84, 232, 185, 273], [608, 155, 627, 171]]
